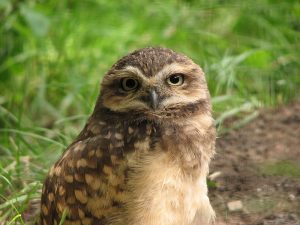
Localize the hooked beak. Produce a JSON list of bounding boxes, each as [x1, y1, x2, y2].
[[149, 89, 159, 111]]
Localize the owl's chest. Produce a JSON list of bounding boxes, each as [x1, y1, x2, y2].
[[124, 149, 210, 225], [98, 122, 214, 224]]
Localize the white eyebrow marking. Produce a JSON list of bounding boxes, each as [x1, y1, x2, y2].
[[117, 66, 146, 81], [116, 66, 155, 85], [117, 62, 199, 85], [122, 63, 193, 78], [156, 62, 197, 79]]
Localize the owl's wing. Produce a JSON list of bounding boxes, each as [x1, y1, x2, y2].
[[40, 135, 128, 225]]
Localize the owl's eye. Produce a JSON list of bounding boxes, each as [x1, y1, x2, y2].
[[121, 78, 139, 91], [167, 74, 184, 86]]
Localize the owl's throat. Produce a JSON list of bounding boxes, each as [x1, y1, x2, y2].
[[77, 108, 215, 173]]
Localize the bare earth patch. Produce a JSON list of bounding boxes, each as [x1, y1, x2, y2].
[[210, 99, 300, 225]]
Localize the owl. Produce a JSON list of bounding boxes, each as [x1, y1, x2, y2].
[[40, 47, 216, 225]]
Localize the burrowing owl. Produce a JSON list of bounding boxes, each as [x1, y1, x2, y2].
[[40, 47, 216, 225]]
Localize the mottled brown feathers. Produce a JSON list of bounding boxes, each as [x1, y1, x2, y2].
[[40, 47, 216, 225], [110, 47, 191, 77]]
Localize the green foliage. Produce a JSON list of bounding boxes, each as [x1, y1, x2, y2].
[[0, 0, 300, 222]]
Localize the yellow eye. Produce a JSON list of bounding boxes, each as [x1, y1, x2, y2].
[[167, 74, 184, 86], [121, 78, 139, 91]]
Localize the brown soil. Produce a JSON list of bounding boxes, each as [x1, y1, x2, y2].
[[210, 99, 300, 225]]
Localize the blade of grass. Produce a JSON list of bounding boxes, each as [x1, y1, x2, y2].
[[0, 129, 66, 148]]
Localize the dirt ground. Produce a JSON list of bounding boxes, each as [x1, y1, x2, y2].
[[210, 99, 300, 225]]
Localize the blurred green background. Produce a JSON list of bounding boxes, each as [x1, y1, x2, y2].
[[0, 0, 300, 223]]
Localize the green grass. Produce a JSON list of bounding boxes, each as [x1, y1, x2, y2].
[[260, 161, 300, 178], [0, 0, 300, 223], [245, 197, 276, 214]]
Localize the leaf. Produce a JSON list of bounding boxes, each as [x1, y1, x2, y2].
[[245, 50, 272, 68], [19, 4, 50, 37]]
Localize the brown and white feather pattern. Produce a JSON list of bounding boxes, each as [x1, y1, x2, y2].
[[40, 47, 216, 225]]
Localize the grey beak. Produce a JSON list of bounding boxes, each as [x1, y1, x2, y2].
[[149, 89, 159, 110]]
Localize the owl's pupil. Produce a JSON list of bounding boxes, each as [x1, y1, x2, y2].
[[121, 78, 138, 91], [170, 75, 180, 84], [126, 79, 136, 88], [167, 74, 184, 86]]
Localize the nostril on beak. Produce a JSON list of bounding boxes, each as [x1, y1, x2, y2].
[[149, 90, 159, 110]]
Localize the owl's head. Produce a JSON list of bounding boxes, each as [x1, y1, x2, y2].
[[96, 47, 211, 122]]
